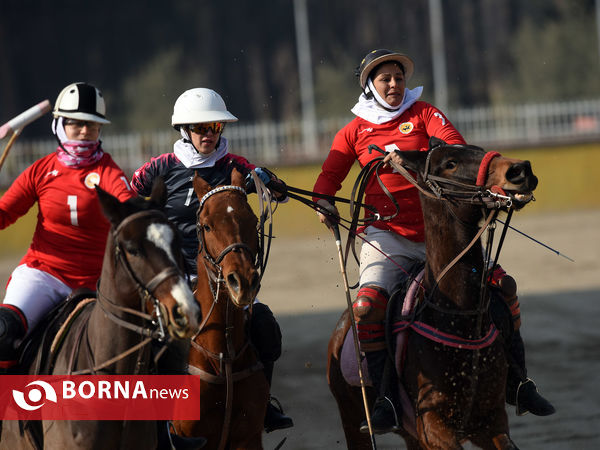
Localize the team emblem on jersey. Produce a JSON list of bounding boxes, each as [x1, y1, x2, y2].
[[84, 172, 101, 189], [399, 122, 414, 134]]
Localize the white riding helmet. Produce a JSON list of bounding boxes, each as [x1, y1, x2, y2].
[[171, 88, 238, 129], [53, 82, 110, 124]]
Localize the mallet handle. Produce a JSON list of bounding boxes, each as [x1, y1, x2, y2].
[[0, 99, 51, 139], [0, 129, 22, 172]]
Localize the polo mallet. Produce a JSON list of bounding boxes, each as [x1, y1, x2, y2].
[[0, 100, 52, 171], [332, 223, 378, 449]]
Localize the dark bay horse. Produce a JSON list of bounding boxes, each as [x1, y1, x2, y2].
[[173, 168, 268, 450], [1, 179, 200, 450], [327, 139, 538, 449]]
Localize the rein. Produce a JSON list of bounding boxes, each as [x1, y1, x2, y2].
[[368, 144, 514, 208]]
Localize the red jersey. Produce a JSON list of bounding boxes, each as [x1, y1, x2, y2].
[[313, 101, 465, 242], [0, 152, 135, 289]]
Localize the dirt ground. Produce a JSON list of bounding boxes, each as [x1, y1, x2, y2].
[[257, 209, 600, 450], [1, 209, 599, 449]]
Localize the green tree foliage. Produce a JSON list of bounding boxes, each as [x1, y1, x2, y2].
[[506, 5, 600, 102], [0, 0, 598, 136]]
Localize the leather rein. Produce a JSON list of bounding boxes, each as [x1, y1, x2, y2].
[[71, 210, 182, 375]]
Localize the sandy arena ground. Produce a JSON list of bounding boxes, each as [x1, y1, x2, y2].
[[1, 209, 599, 449]]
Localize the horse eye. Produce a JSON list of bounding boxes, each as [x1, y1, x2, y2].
[[124, 243, 139, 256], [203, 224, 211, 232], [445, 160, 458, 170]]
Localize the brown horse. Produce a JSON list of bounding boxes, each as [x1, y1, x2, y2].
[[327, 139, 538, 449], [0, 179, 201, 450], [173, 168, 268, 450]]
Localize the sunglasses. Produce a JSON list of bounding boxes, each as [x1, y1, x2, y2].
[[188, 122, 224, 135], [63, 119, 101, 130]]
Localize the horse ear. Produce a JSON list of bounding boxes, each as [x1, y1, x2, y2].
[[96, 185, 124, 227], [193, 173, 211, 199], [397, 150, 427, 173], [149, 177, 167, 208], [231, 167, 245, 188], [429, 136, 446, 149]]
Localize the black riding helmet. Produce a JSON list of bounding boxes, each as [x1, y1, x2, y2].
[[355, 49, 415, 90]]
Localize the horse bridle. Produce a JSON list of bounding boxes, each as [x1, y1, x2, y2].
[[69, 210, 186, 375], [196, 185, 259, 283], [369, 143, 515, 209], [97, 210, 183, 342]]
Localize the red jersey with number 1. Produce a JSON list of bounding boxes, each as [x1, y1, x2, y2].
[[313, 101, 466, 242], [0, 152, 135, 289]]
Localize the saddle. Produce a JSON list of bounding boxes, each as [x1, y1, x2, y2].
[[4, 289, 97, 450], [17, 288, 97, 376], [339, 265, 513, 437]]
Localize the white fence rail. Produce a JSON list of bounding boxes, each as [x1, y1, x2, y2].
[[2, 98, 600, 188]]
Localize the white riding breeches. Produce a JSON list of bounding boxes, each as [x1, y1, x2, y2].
[[3, 264, 72, 334], [359, 226, 426, 295]]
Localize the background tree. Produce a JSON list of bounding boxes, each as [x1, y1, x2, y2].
[[0, 0, 598, 137]]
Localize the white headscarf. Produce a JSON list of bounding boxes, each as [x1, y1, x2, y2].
[[351, 84, 423, 125], [173, 133, 229, 169]]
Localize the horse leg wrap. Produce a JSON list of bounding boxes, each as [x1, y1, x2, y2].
[[0, 305, 27, 370]]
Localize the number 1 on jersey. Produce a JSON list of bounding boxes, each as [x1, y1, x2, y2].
[[67, 195, 79, 226], [184, 188, 194, 206]]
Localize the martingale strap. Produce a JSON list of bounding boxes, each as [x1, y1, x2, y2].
[[392, 320, 499, 350]]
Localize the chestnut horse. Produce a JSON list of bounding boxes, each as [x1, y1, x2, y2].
[[0, 179, 200, 450], [173, 169, 269, 450], [327, 139, 538, 449]]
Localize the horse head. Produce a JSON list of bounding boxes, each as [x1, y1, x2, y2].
[[194, 168, 260, 308], [96, 178, 200, 339], [398, 137, 538, 211]]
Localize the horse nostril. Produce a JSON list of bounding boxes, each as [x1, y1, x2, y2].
[[227, 273, 240, 294], [507, 161, 537, 190], [172, 305, 188, 328], [506, 163, 526, 184]]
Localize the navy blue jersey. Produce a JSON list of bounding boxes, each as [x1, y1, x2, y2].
[[131, 152, 255, 273]]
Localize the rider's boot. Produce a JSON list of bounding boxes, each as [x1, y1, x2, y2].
[[506, 330, 555, 416], [492, 270, 555, 417], [359, 349, 400, 434], [262, 360, 294, 433], [0, 305, 27, 373], [249, 303, 294, 433]]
